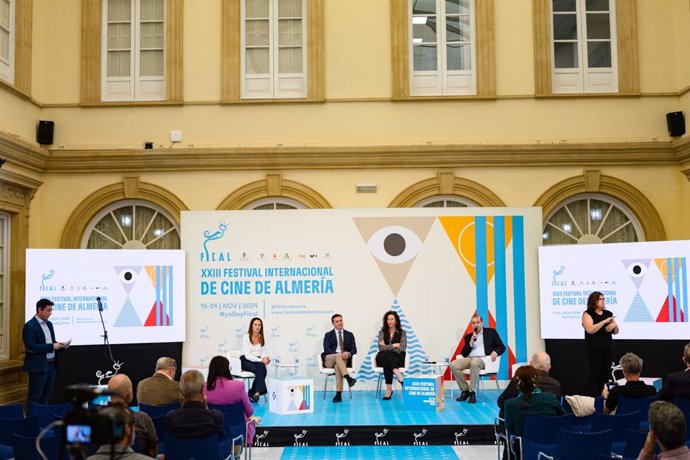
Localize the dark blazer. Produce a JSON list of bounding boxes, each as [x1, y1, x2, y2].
[[165, 401, 224, 439], [659, 369, 690, 401], [22, 316, 58, 372], [321, 329, 357, 366], [461, 327, 506, 358]]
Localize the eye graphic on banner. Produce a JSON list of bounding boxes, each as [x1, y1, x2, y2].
[[353, 217, 435, 381], [366, 226, 423, 264], [622, 259, 654, 322]]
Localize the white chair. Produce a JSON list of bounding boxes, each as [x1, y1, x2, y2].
[[317, 353, 357, 400], [459, 354, 502, 402], [227, 350, 267, 402], [371, 353, 409, 398]]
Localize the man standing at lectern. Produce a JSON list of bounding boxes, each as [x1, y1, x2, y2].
[[23, 298, 69, 415], [321, 314, 357, 403], [450, 314, 505, 404]]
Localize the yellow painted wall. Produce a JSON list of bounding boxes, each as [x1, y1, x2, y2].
[[495, 0, 534, 96]]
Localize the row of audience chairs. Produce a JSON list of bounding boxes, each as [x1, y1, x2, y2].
[[498, 395, 690, 460], [0, 400, 252, 460]]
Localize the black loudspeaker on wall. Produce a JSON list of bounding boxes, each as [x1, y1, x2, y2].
[[666, 111, 685, 137], [36, 120, 54, 145]]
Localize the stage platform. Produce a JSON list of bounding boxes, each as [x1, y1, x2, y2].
[[249, 389, 500, 447]]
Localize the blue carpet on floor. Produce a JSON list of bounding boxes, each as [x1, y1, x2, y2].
[[280, 445, 458, 459]]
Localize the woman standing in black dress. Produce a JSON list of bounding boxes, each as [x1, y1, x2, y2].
[[582, 291, 619, 397]]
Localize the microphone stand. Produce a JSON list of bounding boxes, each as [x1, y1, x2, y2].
[[96, 297, 114, 374]]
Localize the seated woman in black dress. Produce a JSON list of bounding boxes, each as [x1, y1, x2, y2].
[[376, 310, 407, 400]]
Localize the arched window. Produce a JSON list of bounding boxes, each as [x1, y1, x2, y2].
[[414, 195, 478, 208], [542, 193, 643, 245], [82, 200, 180, 249], [242, 197, 307, 210]]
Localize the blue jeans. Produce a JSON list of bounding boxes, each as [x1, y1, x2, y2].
[[26, 363, 56, 415]]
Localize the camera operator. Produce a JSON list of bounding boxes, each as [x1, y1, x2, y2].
[[87, 404, 150, 460], [107, 374, 157, 457], [602, 352, 656, 414]]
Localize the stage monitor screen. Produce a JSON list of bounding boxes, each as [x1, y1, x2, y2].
[[25, 249, 185, 345], [539, 240, 690, 339]]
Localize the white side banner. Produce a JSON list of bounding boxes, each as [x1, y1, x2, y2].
[[539, 241, 690, 339], [25, 249, 186, 345], [182, 208, 542, 383]]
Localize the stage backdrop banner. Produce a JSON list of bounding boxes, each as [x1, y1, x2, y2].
[[26, 249, 186, 345], [182, 209, 542, 384], [539, 240, 690, 339]]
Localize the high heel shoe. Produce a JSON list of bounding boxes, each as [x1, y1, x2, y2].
[[398, 378, 404, 386], [382, 391, 394, 400]]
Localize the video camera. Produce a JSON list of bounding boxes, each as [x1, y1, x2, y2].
[[62, 384, 124, 446]]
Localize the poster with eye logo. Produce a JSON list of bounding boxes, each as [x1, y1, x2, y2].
[[25, 249, 186, 345], [538, 240, 690, 339], [182, 209, 542, 384]]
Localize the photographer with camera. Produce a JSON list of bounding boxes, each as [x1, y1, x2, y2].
[[602, 352, 656, 414], [108, 374, 157, 457], [86, 405, 150, 460]]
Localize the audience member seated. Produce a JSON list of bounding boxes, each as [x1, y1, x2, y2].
[[136, 357, 180, 407], [498, 351, 561, 420], [108, 374, 157, 458], [87, 405, 150, 460], [504, 365, 565, 438], [638, 401, 690, 460], [602, 352, 656, 414], [659, 342, 690, 402], [165, 369, 224, 440], [204, 355, 255, 443]]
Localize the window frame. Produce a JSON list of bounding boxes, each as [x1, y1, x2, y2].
[[81, 199, 181, 249], [550, 0, 618, 94], [391, 0, 494, 99], [408, 0, 477, 96], [542, 193, 644, 245], [101, 0, 167, 102], [240, 0, 307, 100], [81, 0, 183, 105], [0, 0, 15, 84], [533, 0, 638, 96]]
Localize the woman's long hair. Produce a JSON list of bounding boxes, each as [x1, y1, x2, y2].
[[206, 355, 233, 391], [247, 317, 265, 346], [586, 291, 604, 311], [515, 365, 538, 409], [381, 310, 402, 334]]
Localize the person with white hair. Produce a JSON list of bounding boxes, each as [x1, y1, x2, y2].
[[497, 351, 561, 419], [136, 356, 180, 406]]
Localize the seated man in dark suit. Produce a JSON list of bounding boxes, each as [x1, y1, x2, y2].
[[165, 370, 224, 439], [321, 313, 357, 403], [659, 342, 690, 401], [450, 314, 505, 403], [137, 357, 180, 406], [602, 352, 656, 414]]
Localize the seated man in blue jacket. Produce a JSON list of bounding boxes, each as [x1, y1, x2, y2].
[[321, 314, 357, 403]]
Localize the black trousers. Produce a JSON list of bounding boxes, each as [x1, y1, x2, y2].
[[240, 356, 268, 395], [585, 346, 612, 397], [376, 351, 405, 384]]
